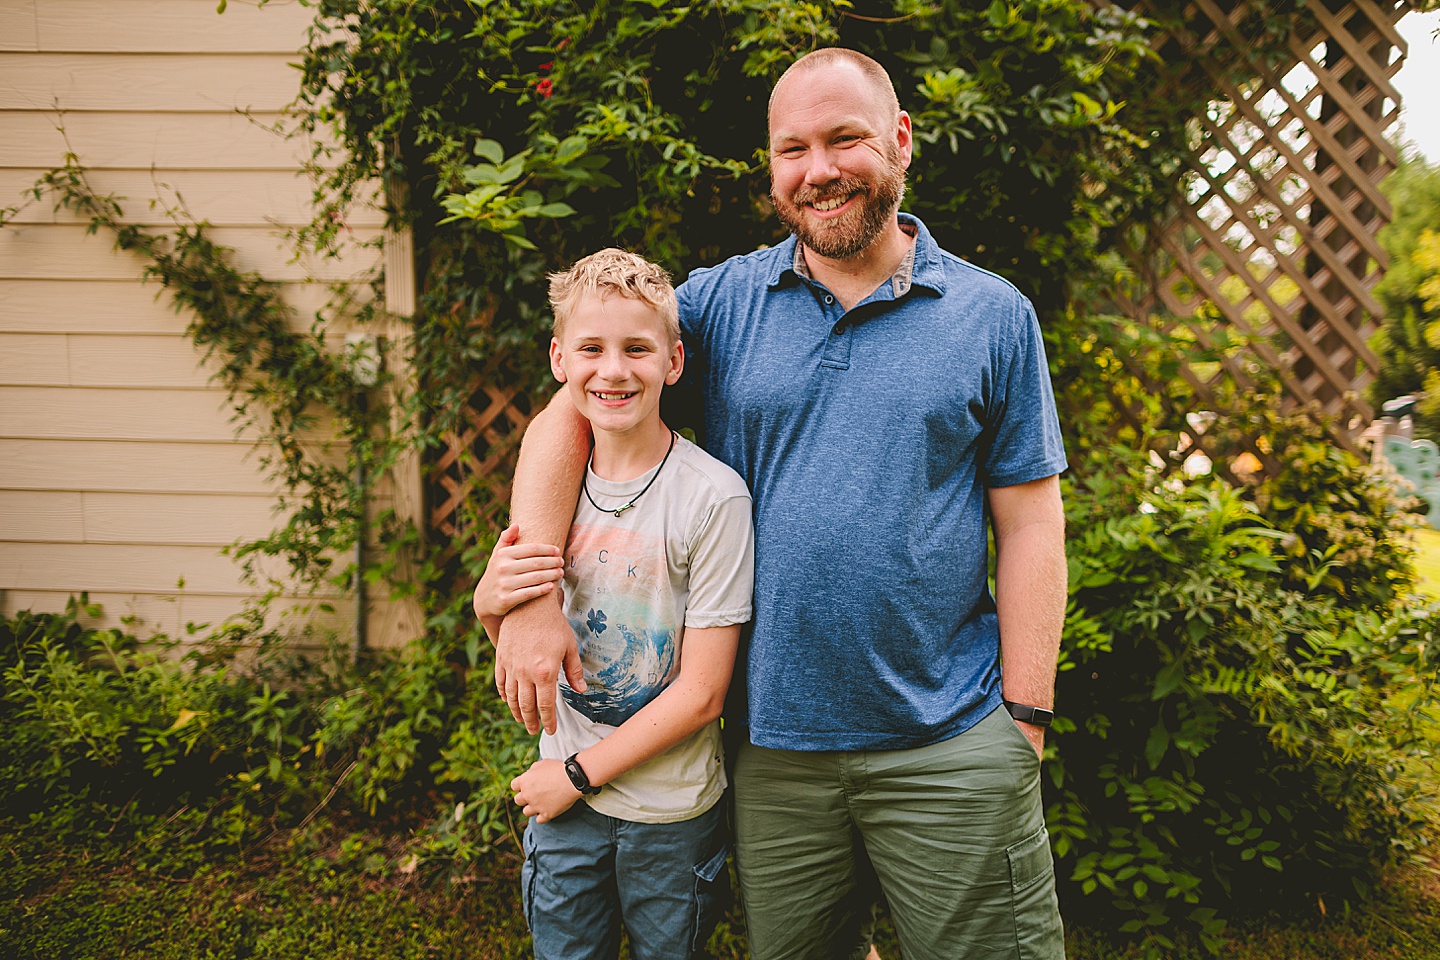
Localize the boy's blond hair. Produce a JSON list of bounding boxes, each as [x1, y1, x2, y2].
[[549, 248, 680, 343]]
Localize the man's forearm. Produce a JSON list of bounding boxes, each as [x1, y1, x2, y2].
[[989, 476, 1067, 751], [510, 389, 591, 549], [490, 389, 592, 734], [994, 519, 1066, 707]]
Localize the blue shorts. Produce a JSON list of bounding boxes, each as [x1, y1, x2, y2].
[[521, 799, 728, 960]]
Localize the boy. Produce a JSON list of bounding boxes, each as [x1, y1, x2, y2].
[[474, 248, 754, 960]]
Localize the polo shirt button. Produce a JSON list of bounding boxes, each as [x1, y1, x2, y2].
[[824, 295, 834, 304]]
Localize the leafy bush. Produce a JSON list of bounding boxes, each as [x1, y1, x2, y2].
[[1054, 451, 1439, 952], [1368, 156, 1440, 436], [0, 597, 534, 864]]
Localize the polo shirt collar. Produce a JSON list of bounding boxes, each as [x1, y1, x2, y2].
[[766, 212, 947, 298]]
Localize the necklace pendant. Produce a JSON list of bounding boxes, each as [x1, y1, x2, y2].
[[613, 504, 633, 517]]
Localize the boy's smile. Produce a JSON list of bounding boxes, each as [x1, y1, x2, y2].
[[550, 293, 683, 470]]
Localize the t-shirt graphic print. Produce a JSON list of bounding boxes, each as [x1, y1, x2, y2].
[[539, 434, 755, 824], [560, 522, 679, 727]]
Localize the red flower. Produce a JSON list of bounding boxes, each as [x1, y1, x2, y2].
[[538, 61, 554, 71], [536, 78, 554, 98]]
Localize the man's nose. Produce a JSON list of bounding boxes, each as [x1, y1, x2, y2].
[[805, 146, 841, 184]]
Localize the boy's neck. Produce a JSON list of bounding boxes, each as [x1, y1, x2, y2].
[[589, 416, 675, 482]]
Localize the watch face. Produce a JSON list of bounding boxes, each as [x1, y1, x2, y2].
[[1006, 701, 1054, 726], [565, 756, 598, 794]]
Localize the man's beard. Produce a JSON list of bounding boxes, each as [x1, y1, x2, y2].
[[771, 157, 906, 260]]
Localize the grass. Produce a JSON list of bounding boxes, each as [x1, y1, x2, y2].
[[5, 819, 1440, 960], [0, 822, 533, 960]]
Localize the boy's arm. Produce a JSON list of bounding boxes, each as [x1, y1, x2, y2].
[[988, 474, 1066, 760], [482, 388, 592, 735], [510, 623, 740, 822]]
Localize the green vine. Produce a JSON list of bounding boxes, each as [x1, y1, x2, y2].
[[7, 157, 396, 598]]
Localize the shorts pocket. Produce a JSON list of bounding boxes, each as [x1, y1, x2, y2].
[[521, 822, 539, 932], [691, 843, 730, 952], [1007, 826, 1065, 960]]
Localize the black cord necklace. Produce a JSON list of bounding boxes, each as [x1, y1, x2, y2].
[[582, 430, 677, 518]]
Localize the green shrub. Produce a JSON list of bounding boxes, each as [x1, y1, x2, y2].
[[0, 597, 276, 837], [1054, 454, 1439, 953], [0, 598, 534, 861]]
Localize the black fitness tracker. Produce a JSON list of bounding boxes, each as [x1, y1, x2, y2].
[[564, 754, 602, 795], [1004, 701, 1055, 727]]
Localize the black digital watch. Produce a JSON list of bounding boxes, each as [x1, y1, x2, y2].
[[564, 754, 602, 796]]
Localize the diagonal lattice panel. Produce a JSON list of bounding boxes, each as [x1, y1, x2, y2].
[[1117, 0, 1410, 462]]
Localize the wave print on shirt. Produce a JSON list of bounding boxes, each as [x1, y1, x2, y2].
[[562, 602, 678, 726]]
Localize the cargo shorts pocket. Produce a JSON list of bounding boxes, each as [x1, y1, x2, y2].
[[1007, 826, 1065, 960], [521, 823, 539, 931], [691, 843, 730, 952]]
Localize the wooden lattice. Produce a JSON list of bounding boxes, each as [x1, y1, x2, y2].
[[1120, 0, 1412, 465], [426, 349, 535, 561]]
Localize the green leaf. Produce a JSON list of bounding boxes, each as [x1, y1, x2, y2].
[[1144, 721, 1169, 769], [1073, 91, 1103, 119], [167, 709, 204, 732], [473, 139, 505, 164], [1152, 658, 1186, 699], [554, 135, 589, 163]]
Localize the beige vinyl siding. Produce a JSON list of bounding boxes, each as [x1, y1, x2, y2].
[[0, 0, 418, 646]]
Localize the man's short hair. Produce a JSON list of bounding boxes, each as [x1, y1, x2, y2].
[[768, 48, 901, 127], [548, 248, 680, 343]]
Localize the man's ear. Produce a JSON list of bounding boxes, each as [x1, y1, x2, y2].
[[666, 339, 685, 385], [896, 110, 914, 171], [549, 337, 567, 383]]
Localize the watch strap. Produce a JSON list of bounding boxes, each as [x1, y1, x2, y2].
[[1004, 700, 1055, 728], [564, 754, 601, 795]]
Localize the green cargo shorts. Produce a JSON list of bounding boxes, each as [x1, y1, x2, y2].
[[732, 705, 1064, 960]]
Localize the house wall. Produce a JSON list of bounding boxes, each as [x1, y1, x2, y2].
[[0, 0, 421, 647]]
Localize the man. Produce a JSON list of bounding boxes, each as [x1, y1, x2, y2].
[[480, 47, 1068, 960]]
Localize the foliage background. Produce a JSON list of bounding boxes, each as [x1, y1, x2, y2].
[[1369, 156, 1440, 435], [4, 1, 1440, 955]]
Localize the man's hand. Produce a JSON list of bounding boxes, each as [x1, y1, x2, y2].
[[495, 601, 586, 735], [1014, 719, 1045, 761], [512, 758, 582, 823]]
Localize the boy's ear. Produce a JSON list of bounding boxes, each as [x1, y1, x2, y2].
[[665, 339, 684, 385], [549, 337, 567, 383]]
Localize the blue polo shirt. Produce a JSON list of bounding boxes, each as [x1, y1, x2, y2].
[[676, 214, 1067, 751]]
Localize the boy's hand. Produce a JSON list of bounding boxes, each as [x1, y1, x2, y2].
[[472, 524, 565, 620], [512, 759, 582, 823]]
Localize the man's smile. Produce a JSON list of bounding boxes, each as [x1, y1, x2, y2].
[[810, 193, 854, 213]]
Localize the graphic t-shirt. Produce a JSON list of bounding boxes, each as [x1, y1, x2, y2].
[[540, 434, 754, 823]]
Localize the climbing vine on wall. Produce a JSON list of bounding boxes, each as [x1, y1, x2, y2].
[[4, 158, 392, 596]]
